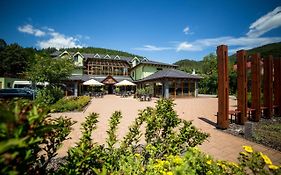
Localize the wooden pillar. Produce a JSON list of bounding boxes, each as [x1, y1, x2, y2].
[[263, 56, 273, 118], [217, 45, 229, 129], [273, 58, 281, 116], [251, 53, 261, 122], [237, 50, 247, 125]]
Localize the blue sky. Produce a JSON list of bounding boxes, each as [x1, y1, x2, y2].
[[0, 0, 281, 63]]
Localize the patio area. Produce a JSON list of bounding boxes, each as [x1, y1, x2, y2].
[[52, 95, 281, 164]]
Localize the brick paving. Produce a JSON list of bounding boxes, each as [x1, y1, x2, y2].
[[53, 95, 281, 164]]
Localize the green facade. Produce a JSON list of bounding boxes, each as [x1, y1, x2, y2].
[[131, 65, 171, 81]]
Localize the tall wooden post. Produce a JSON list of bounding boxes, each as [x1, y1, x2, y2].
[[273, 58, 281, 116], [251, 53, 261, 122], [263, 56, 273, 118], [217, 45, 229, 129], [237, 50, 247, 125]]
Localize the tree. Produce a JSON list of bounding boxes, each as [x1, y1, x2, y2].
[[27, 55, 74, 85], [0, 43, 34, 77], [0, 39, 7, 51], [202, 53, 217, 75]]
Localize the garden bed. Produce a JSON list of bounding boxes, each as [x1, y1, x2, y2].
[[50, 96, 91, 112], [224, 117, 281, 152]]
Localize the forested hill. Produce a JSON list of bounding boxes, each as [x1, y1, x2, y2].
[[59, 47, 143, 58], [174, 59, 203, 73], [174, 42, 281, 73], [229, 42, 281, 64]]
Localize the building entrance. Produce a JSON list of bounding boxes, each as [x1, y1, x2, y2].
[[107, 85, 114, 94]]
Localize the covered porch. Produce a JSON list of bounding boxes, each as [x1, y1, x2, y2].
[[136, 69, 201, 99]]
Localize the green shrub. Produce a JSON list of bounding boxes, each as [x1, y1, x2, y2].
[[35, 86, 64, 106], [50, 96, 91, 112], [0, 100, 74, 175]]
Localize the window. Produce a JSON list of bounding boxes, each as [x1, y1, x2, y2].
[[132, 71, 135, 79], [74, 55, 78, 62]]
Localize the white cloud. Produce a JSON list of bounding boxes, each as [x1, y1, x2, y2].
[[37, 32, 82, 49], [247, 6, 281, 37], [183, 26, 190, 34], [18, 24, 45, 37], [176, 42, 202, 51], [18, 24, 85, 49], [177, 6, 281, 52], [176, 36, 281, 52], [133, 45, 172, 51]]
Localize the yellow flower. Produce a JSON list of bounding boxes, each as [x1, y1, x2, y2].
[[243, 146, 253, 153], [268, 164, 279, 170], [260, 152, 272, 165], [206, 160, 212, 165], [229, 162, 239, 168], [239, 152, 248, 156], [217, 162, 222, 166], [166, 172, 173, 175], [173, 156, 183, 165], [135, 153, 141, 158]]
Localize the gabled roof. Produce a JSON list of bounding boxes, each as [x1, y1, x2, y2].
[[104, 54, 111, 59], [137, 69, 201, 82], [94, 53, 101, 58], [131, 60, 178, 70], [51, 51, 145, 63], [114, 55, 120, 59], [59, 51, 71, 57], [73, 52, 84, 58]]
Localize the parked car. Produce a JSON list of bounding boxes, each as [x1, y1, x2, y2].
[[0, 88, 35, 100], [12, 81, 49, 89]]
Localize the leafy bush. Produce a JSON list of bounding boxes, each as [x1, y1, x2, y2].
[[1, 98, 280, 175], [0, 100, 74, 175], [50, 96, 91, 112], [35, 86, 64, 106], [59, 98, 209, 174], [115, 146, 281, 175]]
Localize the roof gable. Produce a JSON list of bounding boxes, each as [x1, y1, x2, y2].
[[104, 54, 111, 59], [59, 51, 71, 57], [114, 55, 120, 59], [94, 53, 101, 58], [73, 52, 84, 58]]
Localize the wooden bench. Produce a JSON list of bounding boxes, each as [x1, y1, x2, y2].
[[228, 110, 241, 123], [247, 108, 256, 121], [261, 106, 268, 118]]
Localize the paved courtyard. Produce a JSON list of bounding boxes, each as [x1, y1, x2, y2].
[[53, 95, 281, 164]]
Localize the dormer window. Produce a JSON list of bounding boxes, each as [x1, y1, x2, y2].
[[94, 53, 101, 58], [132, 57, 140, 67], [104, 54, 111, 59]]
